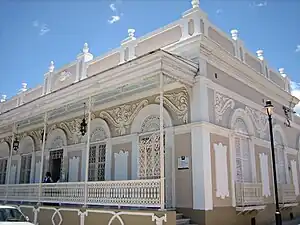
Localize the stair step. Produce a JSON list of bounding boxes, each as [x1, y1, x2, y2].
[[176, 218, 190, 225], [176, 213, 183, 219]]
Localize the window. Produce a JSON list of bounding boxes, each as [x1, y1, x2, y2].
[[275, 144, 286, 184], [234, 118, 252, 183], [19, 154, 32, 184], [0, 159, 7, 184], [274, 131, 287, 184], [0, 208, 26, 222], [88, 144, 106, 181]]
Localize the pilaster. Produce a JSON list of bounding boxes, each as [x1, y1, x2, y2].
[[190, 63, 213, 210]]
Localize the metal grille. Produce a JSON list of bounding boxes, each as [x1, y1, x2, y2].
[[88, 144, 106, 181], [20, 154, 32, 184], [0, 159, 7, 184], [235, 136, 252, 183], [139, 133, 165, 179]]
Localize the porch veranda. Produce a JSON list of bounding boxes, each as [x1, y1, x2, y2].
[[0, 179, 161, 207]]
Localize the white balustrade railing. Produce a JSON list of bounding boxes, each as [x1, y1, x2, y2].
[[278, 183, 297, 204], [0, 179, 161, 207], [235, 182, 264, 206]]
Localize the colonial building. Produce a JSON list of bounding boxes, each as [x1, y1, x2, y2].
[[0, 1, 300, 225]]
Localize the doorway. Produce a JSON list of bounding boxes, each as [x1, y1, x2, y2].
[[49, 149, 63, 182]]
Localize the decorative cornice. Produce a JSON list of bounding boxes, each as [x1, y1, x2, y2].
[[0, 50, 196, 129]]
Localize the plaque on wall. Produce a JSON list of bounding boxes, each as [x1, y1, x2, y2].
[[177, 156, 189, 170]]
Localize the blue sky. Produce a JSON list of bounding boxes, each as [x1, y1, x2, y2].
[[0, 0, 299, 111]]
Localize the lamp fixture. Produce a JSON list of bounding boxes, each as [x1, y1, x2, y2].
[[13, 125, 20, 151], [80, 103, 87, 136], [264, 100, 274, 116]]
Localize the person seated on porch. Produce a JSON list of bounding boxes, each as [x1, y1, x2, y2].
[[43, 172, 53, 183]]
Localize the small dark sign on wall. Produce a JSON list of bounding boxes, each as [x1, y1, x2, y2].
[[177, 156, 189, 170]]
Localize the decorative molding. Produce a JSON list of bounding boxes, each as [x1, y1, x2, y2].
[[154, 89, 189, 123], [245, 106, 268, 139], [99, 99, 149, 135], [114, 150, 128, 180], [213, 143, 229, 199], [259, 153, 271, 197], [291, 160, 299, 196], [214, 92, 235, 123], [68, 156, 80, 182], [59, 71, 72, 82], [59, 119, 82, 144]]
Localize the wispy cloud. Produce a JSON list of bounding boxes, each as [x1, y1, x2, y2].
[[250, 1, 267, 7], [39, 24, 50, 36], [108, 2, 123, 24], [291, 81, 300, 115], [216, 9, 223, 15], [295, 45, 300, 53], [32, 20, 50, 36]]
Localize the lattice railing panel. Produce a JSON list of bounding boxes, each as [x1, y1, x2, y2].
[[235, 182, 264, 206], [0, 179, 161, 207]]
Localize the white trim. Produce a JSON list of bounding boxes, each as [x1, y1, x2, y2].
[[273, 124, 288, 146]]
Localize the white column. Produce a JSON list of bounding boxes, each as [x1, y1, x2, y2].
[[190, 73, 213, 210], [131, 134, 139, 180], [15, 155, 21, 184], [30, 151, 35, 183], [104, 139, 112, 181], [84, 97, 92, 206], [38, 113, 48, 203], [159, 71, 165, 210]]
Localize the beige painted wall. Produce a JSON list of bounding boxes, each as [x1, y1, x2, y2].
[[174, 132, 193, 208]]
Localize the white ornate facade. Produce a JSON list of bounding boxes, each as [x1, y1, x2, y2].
[[0, 1, 300, 225]]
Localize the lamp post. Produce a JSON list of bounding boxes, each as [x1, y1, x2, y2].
[[265, 100, 282, 225]]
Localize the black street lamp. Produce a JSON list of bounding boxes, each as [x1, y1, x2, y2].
[[265, 100, 282, 225]]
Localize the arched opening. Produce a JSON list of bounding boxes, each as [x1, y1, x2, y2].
[[84, 118, 111, 182], [274, 129, 287, 184], [19, 136, 34, 184], [233, 118, 252, 183], [46, 128, 67, 182], [131, 104, 174, 208]]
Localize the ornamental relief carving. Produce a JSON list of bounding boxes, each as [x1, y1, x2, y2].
[[154, 89, 189, 124], [245, 106, 268, 139], [99, 99, 149, 135], [48, 118, 83, 145], [214, 92, 235, 123]]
